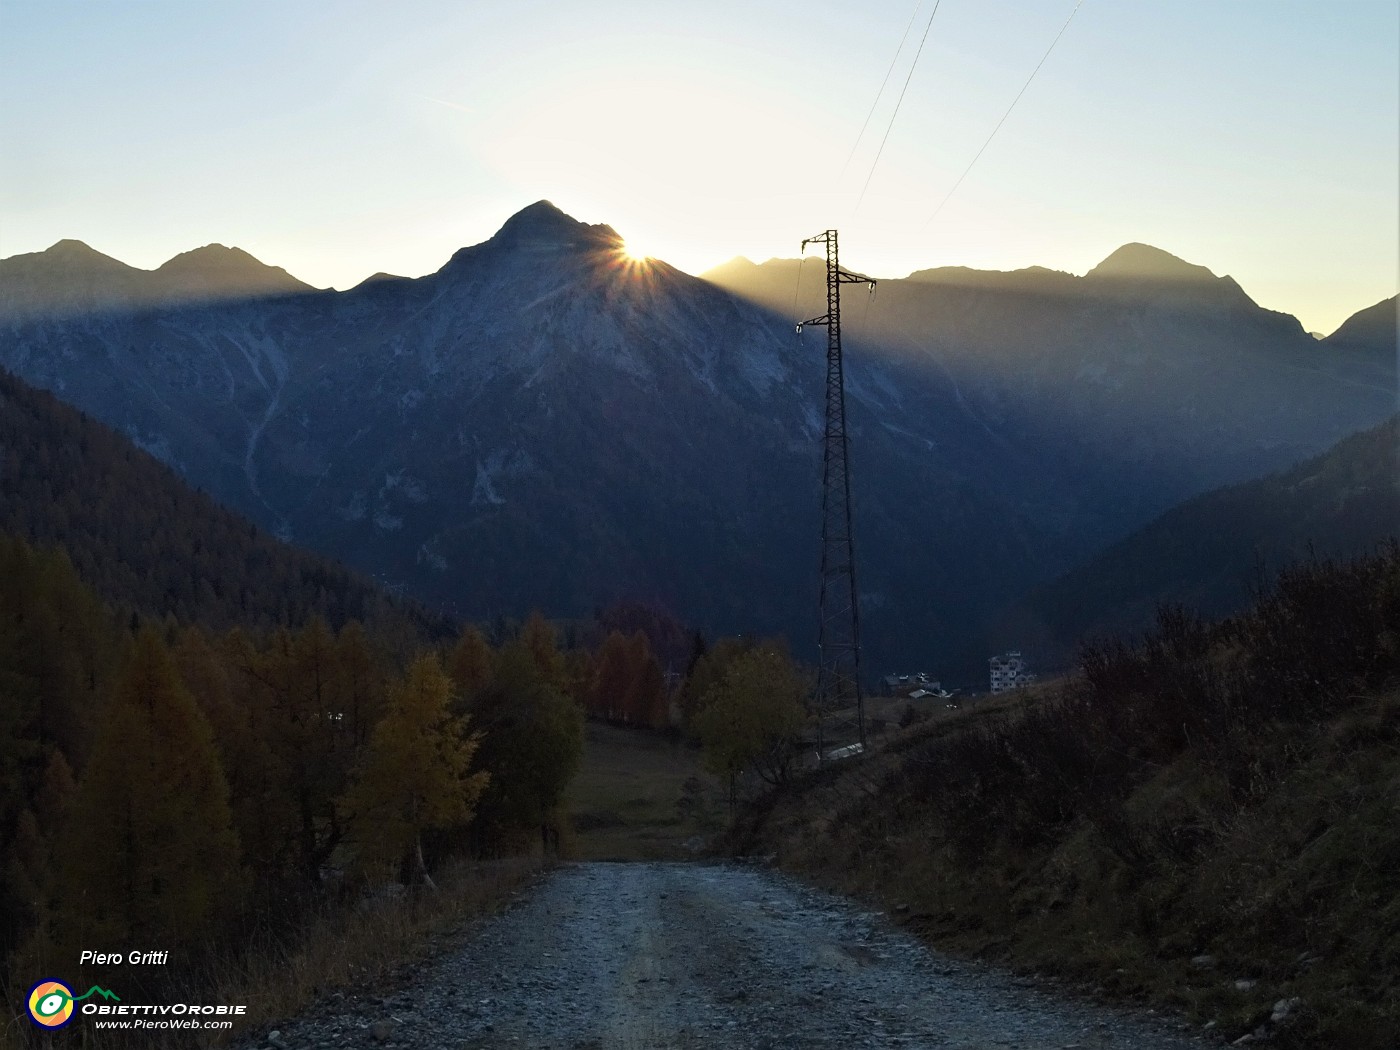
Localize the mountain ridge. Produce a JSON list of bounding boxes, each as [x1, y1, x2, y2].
[[1324, 294, 1398, 354], [1, 202, 1393, 674], [0, 238, 316, 318]]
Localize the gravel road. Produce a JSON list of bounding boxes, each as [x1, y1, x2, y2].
[[254, 862, 1208, 1050]]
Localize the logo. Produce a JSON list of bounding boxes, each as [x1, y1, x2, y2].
[[27, 980, 120, 1029]]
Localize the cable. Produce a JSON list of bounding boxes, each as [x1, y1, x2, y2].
[[923, 0, 1087, 229], [841, 1, 924, 177], [856, 0, 943, 213], [790, 254, 807, 321]]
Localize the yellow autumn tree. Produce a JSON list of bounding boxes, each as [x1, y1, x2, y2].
[[342, 654, 489, 887], [519, 611, 566, 689], [693, 644, 807, 788]]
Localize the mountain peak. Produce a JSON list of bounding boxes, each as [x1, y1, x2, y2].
[[1086, 243, 1219, 284], [154, 244, 312, 295], [29, 239, 136, 273], [489, 200, 620, 251], [1324, 295, 1398, 353], [157, 243, 260, 272], [46, 238, 102, 257]]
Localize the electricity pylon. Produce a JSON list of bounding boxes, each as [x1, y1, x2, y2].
[[797, 230, 874, 751]]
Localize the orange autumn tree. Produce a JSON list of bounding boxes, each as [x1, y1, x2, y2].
[[447, 624, 494, 704]]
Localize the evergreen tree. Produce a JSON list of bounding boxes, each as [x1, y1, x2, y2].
[[235, 623, 347, 887]]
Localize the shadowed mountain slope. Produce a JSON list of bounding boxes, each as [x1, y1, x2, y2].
[[0, 239, 313, 319], [0, 366, 448, 639], [1, 206, 1392, 674], [994, 416, 1400, 670], [1323, 294, 1397, 354]]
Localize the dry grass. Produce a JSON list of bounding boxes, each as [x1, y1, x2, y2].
[[722, 552, 1400, 1048], [213, 857, 541, 1040], [564, 721, 725, 860], [732, 697, 1400, 1046], [0, 858, 544, 1049]]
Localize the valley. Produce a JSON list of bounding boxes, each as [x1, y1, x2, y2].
[[1, 204, 1392, 679]]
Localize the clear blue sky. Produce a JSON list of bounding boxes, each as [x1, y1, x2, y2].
[[1, 0, 1395, 334]]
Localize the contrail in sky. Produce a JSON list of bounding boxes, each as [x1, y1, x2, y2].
[[419, 94, 474, 114]]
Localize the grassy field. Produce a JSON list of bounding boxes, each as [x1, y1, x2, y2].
[[563, 721, 727, 860]]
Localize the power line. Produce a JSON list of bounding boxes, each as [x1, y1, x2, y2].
[[790, 254, 807, 320], [855, 0, 943, 212], [923, 0, 1087, 229], [841, 1, 924, 177]]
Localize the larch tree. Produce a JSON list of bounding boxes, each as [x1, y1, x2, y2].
[[625, 631, 668, 729], [447, 625, 494, 705], [334, 620, 385, 750], [589, 630, 632, 722], [693, 644, 807, 789], [466, 641, 583, 852], [8, 750, 78, 971], [520, 611, 566, 690], [342, 654, 489, 888], [53, 629, 242, 952]]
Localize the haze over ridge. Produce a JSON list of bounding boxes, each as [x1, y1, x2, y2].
[[1, 200, 1392, 677]]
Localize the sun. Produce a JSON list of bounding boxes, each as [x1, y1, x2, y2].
[[621, 240, 653, 263]]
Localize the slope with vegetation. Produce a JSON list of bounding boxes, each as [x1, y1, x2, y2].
[[0, 366, 450, 639], [5, 208, 1392, 679], [0, 534, 586, 1046], [722, 547, 1400, 1049], [996, 414, 1400, 669]]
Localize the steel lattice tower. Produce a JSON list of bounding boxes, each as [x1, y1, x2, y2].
[[798, 230, 875, 750]]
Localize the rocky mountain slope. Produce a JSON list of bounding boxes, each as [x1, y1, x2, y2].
[[1, 204, 1391, 674], [0, 366, 447, 638], [706, 245, 1393, 531]]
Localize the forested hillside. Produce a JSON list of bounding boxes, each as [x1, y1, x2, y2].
[[0, 546, 586, 1038], [0, 367, 451, 639], [5, 208, 1391, 677], [996, 415, 1400, 668]]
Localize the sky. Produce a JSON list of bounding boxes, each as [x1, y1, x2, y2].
[[0, 0, 1395, 335]]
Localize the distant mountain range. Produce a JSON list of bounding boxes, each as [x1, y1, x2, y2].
[[0, 238, 312, 319], [1, 204, 1393, 676], [992, 415, 1399, 671]]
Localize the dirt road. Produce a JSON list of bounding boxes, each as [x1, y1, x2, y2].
[[255, 863, 1206, 1049]]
